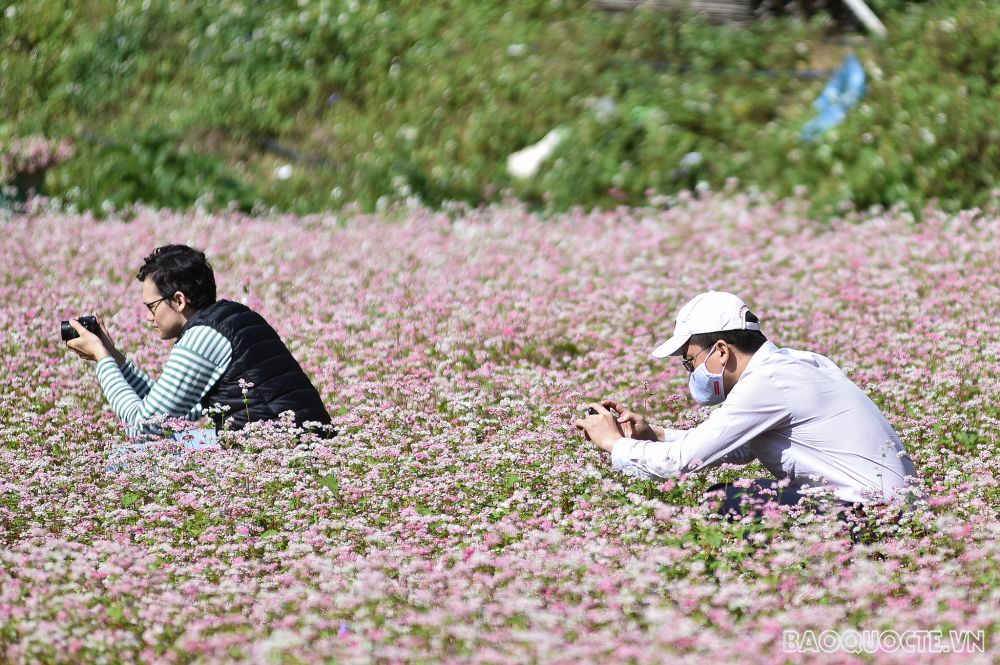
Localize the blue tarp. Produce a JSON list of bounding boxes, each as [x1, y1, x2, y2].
[[801, 54, 867, 142]]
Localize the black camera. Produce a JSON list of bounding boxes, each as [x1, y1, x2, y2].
[[582, 405, 621, 442], [587, 406, 619, 418], [61, 315, 100, 342]]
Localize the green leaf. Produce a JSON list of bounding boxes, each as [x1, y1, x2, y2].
[[122, 492, 142, 508], [260, 529, 280, 539], [106, 604, 125, 622], [320, 474, 340, 496]]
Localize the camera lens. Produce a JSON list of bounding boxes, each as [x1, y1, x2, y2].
[[60, 321, 78, 342]]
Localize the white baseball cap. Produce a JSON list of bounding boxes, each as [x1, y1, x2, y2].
[[652, 291, 761, 358]]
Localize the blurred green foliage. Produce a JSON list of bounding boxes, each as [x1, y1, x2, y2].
[[1, 0, 995, 216], [69, 129, 258, 212]]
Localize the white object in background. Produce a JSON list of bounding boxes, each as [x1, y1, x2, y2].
[[842, 0, 888, 38], [679, 152, 704, 169], [507, 128, 568, 180], [275, 164, 294, 180], [591, 97, 618, 123]]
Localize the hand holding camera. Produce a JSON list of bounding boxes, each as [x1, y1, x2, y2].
[[600, 400, 659, 441], [61, 315, 100, 342], [63, 315, 118, 363], [587, 405, 621, 422], [575, 403, 626, 452]]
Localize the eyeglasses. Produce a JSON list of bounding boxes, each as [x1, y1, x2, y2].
[[681, 345, 714, 373], [143, 296, 170, 314]]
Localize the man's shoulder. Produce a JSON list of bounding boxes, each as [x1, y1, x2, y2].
[[173, 324, 233, 361], [743, 345, 854, 408], [757, 345, 843, 374], [188, 300, 270, 333], [177, 323, 230, 343], [200, 299, 253, 320], [729, 345, 813, 408]]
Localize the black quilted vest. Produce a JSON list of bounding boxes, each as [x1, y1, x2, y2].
[[179, 300, 333, 435]]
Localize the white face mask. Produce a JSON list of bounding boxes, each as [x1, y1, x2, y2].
[[688, 345, 726, 405]]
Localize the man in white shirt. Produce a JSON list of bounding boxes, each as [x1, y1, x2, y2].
[[574, 291, 919, 515]]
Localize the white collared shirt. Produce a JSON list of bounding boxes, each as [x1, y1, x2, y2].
[[611, 341, 919, 503]]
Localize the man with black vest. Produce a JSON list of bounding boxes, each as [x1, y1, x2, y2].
[[66, 244, 333, 440]]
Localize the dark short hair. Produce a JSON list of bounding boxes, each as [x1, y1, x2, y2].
[[686, 327, 768, 356], [136, 244, 217, 310]]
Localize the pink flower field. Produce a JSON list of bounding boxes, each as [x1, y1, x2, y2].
[[0, 194, 997, 663]]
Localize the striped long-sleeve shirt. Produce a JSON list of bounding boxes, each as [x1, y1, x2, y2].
[[95, 326, 233, 437]]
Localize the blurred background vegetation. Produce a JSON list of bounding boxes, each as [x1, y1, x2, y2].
[[1, 0, 997, 217]]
